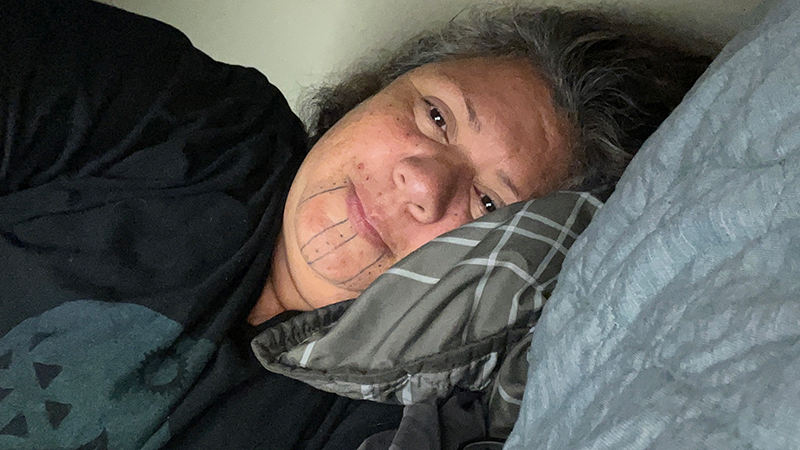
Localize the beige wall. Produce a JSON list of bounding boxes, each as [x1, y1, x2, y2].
[[100, 0, 764, 111]]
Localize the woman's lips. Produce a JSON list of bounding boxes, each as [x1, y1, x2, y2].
[[346, 184, 389, 251]]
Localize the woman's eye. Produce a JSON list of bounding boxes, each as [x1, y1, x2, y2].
[[474, 187, 498, 215], [481, 194, 496, 213], [427, 103, 447, 131]]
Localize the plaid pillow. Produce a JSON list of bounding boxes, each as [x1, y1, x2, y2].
[[252, 191, 602, 417]]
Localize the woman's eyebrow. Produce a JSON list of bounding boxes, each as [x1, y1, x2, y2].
[[444, 74, 481, 133], [465, 99, 481, 133], [498, 171, 521, 200]]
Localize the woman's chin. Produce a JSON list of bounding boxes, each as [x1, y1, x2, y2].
[[294, 180, 391, 292], [307, 235, 390, 291]]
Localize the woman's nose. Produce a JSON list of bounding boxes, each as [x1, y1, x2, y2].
[[393, 155, 461, 223]]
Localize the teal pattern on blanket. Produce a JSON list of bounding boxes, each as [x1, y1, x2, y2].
[[0, 300, 215, 450]]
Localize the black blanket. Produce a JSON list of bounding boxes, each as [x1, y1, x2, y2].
[[0, 0, 401, 448]]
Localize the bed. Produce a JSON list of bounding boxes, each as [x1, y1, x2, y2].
[[1, 0, 798, 448], [256, 0, 800, 448]]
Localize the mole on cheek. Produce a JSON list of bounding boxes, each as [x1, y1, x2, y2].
[[357, 163, 364, 170]]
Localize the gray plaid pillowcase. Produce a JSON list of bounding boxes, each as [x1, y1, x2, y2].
[[252, 191, 602, 422]]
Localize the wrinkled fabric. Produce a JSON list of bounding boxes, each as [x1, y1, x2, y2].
[[507, 0, 800, 448], [357, 392, 491, 450], [0, 1, 405, 448], [252, 192, 602, 436]]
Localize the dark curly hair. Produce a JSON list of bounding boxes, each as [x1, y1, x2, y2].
[[301, 6, 718, 191]]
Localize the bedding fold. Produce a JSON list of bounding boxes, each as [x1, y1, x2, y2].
[[506, 0, 800, 447], [252, 191, 603, 436]]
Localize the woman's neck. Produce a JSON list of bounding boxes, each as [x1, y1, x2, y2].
[[247, 232, 307, 326], [247, 276, 285, 326]]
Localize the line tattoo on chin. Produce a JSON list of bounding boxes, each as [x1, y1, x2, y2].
[[297, 184, 348, 206], [306, 233, 358, 265], [300, 218, 349, 252], [336, 252, 390, 290]]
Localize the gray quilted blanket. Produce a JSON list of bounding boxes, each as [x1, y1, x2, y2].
[[506, 0, 800, 448]]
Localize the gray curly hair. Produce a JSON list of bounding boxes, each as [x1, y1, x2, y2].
[[302, 6, 717, 191]]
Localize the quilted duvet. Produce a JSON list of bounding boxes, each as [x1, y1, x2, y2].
[[506, 0, 800, 448]]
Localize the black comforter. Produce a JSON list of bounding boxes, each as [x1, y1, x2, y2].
[[0, 0, 402, 448]]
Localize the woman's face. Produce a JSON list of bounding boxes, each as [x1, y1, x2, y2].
[[273, 57, 573, 310]]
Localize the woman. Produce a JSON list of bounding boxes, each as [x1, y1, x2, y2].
[[250, 8, 714, 323], [0, 0, 713, 449]]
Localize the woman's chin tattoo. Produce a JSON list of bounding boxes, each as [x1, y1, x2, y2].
[[295, 178, 392, 291], [333, 251, 391, 291]]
